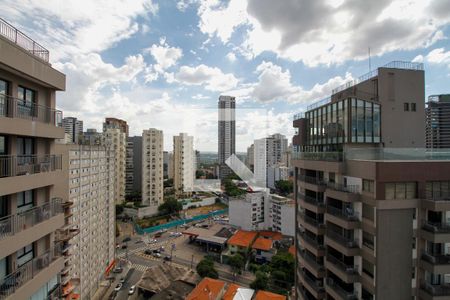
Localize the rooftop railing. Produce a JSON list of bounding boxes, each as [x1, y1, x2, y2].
[[293, 112, 305, 120], [345, 148, 450, 161], [0, 94, 62, 126], [0, 154, 62, 177], [293, 151, 343, 162], [0, 18, 49, 63]]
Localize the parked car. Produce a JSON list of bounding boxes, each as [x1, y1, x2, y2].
[[121, 244, 127, 249], [128, 285, 136, 295], [164, 255, 172, 261], [114, 283, 122, 292], [152, 249, 161, 254], [144, 249, 153, 255], [153, 252, 161, 258], [120, 277, 125, 283], [154, 232, 162, 238], [148, 239, 158, 244]]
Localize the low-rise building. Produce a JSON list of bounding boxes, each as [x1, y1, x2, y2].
[[267, 164, 290, 190], [252, 237, 276, 263], [254, 290, 286, 300], [186, 277, 226, 300], [226, 230, 259, 255]]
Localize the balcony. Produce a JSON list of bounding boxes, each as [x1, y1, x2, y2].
[[326, 206, 360, 230], [421, 221, 450, 243], [299, 175, 327, 193], [299, 231, 325, 257], [298, 250, 325, 278], [325, 182, 360, 202], [325, 255, 360, 283], [325, 278, 358, 300], [0, 245, 62, 299], [421, 252, 450, 274], [325, 230, 360, 256], [298, 270, 325, 299], [420, 283, 450, 300], [422, 195, 450, 211], [298, 212, 326, 235], [299, 193, 325, 214]]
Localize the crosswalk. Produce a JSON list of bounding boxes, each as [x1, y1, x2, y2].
[[117, 245, 147, 258], [117, 237, 180, 259], [130, 263, 150, 272]]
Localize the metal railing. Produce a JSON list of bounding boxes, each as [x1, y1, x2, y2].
[[425, 191, 450, 202], [0, 18, 50, 62], [326, 255, 359, 275], [422, 221, 450, 233], [326, 206, 359, 222], [299, 212, 325, 229], [299, 231, 325, 250], [293, 112, 305, 120], [300, 194, 325, 207], [0, 154, 62, 177], [326, 182, 359, 194], [299, 174, 327, 186], [302, 271, 325, 293], [0, 198, 62, 240], [293, 151, 343, 162], [0, 94, 62, 126], [421, 283, 450, 296], [307, 96, 331, 111], [0, 244, 62, 298], [326, 278, 358, 299], [421, 252, 450, 265], [327, 230, 359, 248], [300, 250, 325, 272]]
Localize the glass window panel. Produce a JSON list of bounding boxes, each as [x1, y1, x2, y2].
[[331, 102, 337, 143], [396, 183, 406, 199], [385, 183, 395, 200], [373, 104, 380, 143], [0, 257, 6, 281], [365, 102, 373, 143], [351, 99, 357, 142], [406, 182, 417, 198], [357, 100, 365, 142], [343, 100, 348, 143]]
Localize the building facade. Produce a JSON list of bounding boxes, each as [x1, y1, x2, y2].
[[103, 117, 128, 137], [62, 117, 83, 144], [173, 133, 195, 195], [129, 136, 142, 196], [254, 134, 288, 187], [55, 143, 115, 299], [246, 144, 254, 172], [125, 137, 134, 197], [218, 95, 236, 180], [426, 94, 450, 149], [267, 164, 290, 190], [290, 61, 450, 300], [103, 128, 126, 204], [141, 129, 164, 215], [0, 18, 71, 299]]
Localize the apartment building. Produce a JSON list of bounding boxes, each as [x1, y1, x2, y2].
[[218, 95, 236, 180], [0, 18, 70, 299], [126, 136, 142, 196], [254, 134, 288, 187], [80, 128, 102, 146], [125, 137, 134, 197], [55, 143, 115, 299], [292, 61, 450, 300], [103, 128, 126, 204], [246, 144, 254, 172], [141, 129, 164, 215], [426, 94, 450, 149], [173, 133, 195, 195], [103, 117, 128, 136], [267, 163, 290, 190], [62, 117, 83, 144]]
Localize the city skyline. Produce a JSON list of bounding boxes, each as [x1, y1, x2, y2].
[[2, 1, 450, 151]]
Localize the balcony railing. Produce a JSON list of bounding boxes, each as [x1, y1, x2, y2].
[[326, 255, 359, 275], [300, 251, 325, 272], [326, 206, 359, 222], [0, 244, 62, 298], [302, 271, 325, 293], [293, 112, 305, 120], [300, 194, 325, 207], [300, 232, 325, 250], [0, 95, 62, 126], [422, 221, 450, 233], [0, 198, 63, 241], [300, 213, 325, 229], [327, 230, 359, 248], [293, 151, 343, 162], [0, 18, 50, 62], [421, 252, 450, 265], [299, 175, 327, 186], [326, 278, 358, 300], [425, 192, 450, 202], [327, 182, 359, 194], [421, 283, 450, 296], [0, 154, 62, 177]]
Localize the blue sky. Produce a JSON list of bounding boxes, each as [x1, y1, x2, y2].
[[2, 0, 450, 151]]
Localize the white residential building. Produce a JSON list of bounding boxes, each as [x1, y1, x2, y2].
[[229, 192, 294, 236], [142, 128, 164, 215], [103, 128, 126, 204], [254, 134, 288, 187], [62, 117, 83, 144], [267, 164, 290, 189], [56, 144, 116, 299], [173, 133, 195, 195]]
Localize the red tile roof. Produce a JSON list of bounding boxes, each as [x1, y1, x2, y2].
[[259, 231, 282, 241], [254, 290, 286, 300], [252, 237, 273, 251], [222, 283, 241, 300], [186, 277, 226, 300], [288, 245, 295, 257], [227, 230, 258, 248]]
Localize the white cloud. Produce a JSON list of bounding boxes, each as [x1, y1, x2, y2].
[[177, 0, 197, 12], [425, 48, 450, 64], [226, 52, 237, 62], [197, 0, 450, 66], [175, 64, 239, 91], [1, 0, 158, 61], [145, 37, 183, 73], [192, 94, 210, 100]]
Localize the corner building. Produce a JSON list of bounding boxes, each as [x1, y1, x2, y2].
[[293, 61, 450, 300]]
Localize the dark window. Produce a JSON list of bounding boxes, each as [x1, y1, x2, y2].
[[17, 244, 34, 267], [404, 103, 409, 111], [17, 86, 36, 117], [0, 79, 9, 117], [17, 190, 34, 211], [411, 103, 416, 112]]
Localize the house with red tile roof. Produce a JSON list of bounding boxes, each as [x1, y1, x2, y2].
[[185, 277, 226, 300], [254, 290, 287, 300], [227, 230, 259, 255], [222, 283, 255, 300], [252, 237, 276, 263]]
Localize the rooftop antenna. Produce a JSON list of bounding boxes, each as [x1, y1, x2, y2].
[[368, 47, 372, 72]]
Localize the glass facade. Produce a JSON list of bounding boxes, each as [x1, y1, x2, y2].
[[303, 98, 381, 151]]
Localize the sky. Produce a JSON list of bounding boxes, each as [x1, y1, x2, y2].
[[2, 0, 450, 152]]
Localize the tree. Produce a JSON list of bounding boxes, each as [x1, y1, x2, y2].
[[274, 180, 293, 196], [269, 251, 295, 286], [164, 178, 174, 188], [196, 257, 219, 279], [158, 196, 182, 215], [228, 254, 245, 274], [223, 178, 246, 197], [250, 271, 269, 290]]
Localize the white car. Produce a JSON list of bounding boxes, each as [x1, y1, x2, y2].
[[114, 283, 122, 292], [128, 285, 135, 295], [153, 252, 161, 258]]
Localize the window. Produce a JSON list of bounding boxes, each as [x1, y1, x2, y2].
[[0, 79, 9, 117], [17, 190, 34, 212], [404, 103, 409, 111], [411, 103, 416, 112], [426, 181, 450, 199], [363, 258, 374, 278], [17, 86, 36, 117], [385, 182, 417, 199], [363, 179, 374, 193], [17, 244, 34, 267], [363, 231, 374, 250]]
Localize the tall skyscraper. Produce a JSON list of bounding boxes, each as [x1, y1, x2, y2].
[[426, 94, 450, 148], [290, 61, 450, 300], [125, 137, 134, 197], [103, 117, 129, 136], [173, 133, 195, 195], [129, 136, 142, 195], [142, 129, 164, 215], [103, 128, 126, 204], [0, 18, 72, 299], [246, 144, 254, 171], [62, 117, 83, 144], [254, 134, 288, 187], [218, 95, 236, 180]]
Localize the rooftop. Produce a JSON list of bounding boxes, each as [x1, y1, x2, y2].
[[223, 284, 255, 300], [252, 238, 273, 251], [150, 280, 195, 300], [137, 264, 200, 293], [258, 231, 282, 241], [227, 230, 259, 248], [254, 290, 286, 300], [185, 277, 226, 300]]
